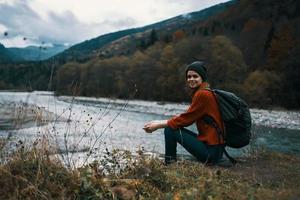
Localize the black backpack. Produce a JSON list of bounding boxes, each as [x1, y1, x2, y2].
[[213, 89, 252, 147], [203, 89, 252, 163]]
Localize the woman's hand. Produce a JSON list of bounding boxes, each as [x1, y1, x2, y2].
[[143, 121, 157, 133], [143, 120, 168, 133]]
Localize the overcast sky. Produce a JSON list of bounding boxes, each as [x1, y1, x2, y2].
[[0, 0, 229, 48]]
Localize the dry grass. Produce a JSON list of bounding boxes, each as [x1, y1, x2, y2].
[[0, 145, 299, 200]]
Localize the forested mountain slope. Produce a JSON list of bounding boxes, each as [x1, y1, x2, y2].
[[0, 0, 299, 109]]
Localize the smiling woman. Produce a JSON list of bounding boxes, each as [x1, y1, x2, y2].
[[186, 71, 203, 88], [144, 61, 225, 165]]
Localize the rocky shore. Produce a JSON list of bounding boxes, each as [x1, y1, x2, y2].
[[60, 95, 300, 130], [0, 102, 60, 131]]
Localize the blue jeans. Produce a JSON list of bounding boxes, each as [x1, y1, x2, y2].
[[164, 126, 223, 164]]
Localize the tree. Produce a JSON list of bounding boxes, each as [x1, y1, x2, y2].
[[149, 29, 158, 46], [56, 62, 82, 95], [174, 36, 207, 64], [240, 18, 272, 68], [160, 45, 175, 66], [243, 70, 281, 107], [138, 38, 147, 50], [203, 27, 209, 36], [279, 46, 300, 109], [173, 29, 186, 41], [209, 36, 247, 93], [161, 33, 172, 43], [266, 24, 295, 71]]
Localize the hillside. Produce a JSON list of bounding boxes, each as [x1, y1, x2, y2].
[[0, 0, 299, 109], [92, 0, 300, 67], [0, 43, 66, 63], [8, 44, 68, 61], [52, 0, 299, 109], [51, 0, 236, 63], [0, 43, 14, 63]]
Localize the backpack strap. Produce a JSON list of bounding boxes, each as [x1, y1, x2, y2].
[[202, 115, 224, 144], [203, 115, 237, 164], [201, 87, 225, 143]]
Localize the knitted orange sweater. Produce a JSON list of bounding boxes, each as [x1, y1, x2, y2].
[[167, 82, 224, 145]]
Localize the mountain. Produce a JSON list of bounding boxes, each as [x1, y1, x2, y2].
[[52, 0, 299, 108], [52, 0, 236, 63], [8, 44, 68, 61], [0, 43, 13, 63], [1, 0, 299, 109]]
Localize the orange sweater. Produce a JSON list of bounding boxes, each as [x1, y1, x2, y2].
[[167, 82, 224, 145]]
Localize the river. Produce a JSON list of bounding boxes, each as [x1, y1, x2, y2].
[[0, 91, 299, 167]]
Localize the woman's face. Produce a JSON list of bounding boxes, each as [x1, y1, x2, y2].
[[186, 70, 202, 89]]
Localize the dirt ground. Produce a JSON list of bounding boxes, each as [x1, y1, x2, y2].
[[216, 151, 300, 189]]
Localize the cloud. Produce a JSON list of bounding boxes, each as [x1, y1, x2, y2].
[[100, 17, 137, 29], [0, 0, 139, 47], [0, 1, 38, 36], [165, 0, 229, 10]]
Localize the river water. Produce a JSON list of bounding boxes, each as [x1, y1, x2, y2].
[[0, 91, 299, 166]]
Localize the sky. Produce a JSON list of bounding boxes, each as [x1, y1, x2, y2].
[[0, 0, 229, 48]]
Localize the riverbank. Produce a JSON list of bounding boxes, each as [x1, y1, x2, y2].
[[0, 101, 63, 131], [1, 91, 300, 160], [0, 91, 300, 199], [59, 95, 300, 130], [1, 91, 300, 130], [0, 147, 299, 199]]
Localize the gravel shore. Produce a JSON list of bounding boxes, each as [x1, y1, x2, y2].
[[0, 102, 61, 131]]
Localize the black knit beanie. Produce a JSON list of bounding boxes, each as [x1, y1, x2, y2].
[[185, 61, 207, 81]]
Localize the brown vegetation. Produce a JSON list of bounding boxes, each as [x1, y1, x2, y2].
[[0, 145, 299, 199]]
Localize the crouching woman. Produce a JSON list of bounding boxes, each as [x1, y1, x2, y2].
[[143, 61, 224, 165]]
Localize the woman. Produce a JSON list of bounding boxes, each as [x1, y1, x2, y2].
[[143, 61, 224, 165]]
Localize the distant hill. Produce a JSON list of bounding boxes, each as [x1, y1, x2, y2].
[[0, 43, 13, 63], [8, 44, 68, 61]]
